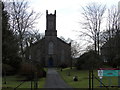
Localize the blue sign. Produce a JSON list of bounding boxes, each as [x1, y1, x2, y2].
[[103, 70, 118, 76], [98, 70, 120, 76]]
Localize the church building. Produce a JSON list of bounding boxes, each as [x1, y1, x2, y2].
[[29, 10, 71, 67]]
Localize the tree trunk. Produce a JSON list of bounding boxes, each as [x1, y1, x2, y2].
[[97, 33, 100, 55], [95, 33, 97, 53], [20, 39, 24, 62]]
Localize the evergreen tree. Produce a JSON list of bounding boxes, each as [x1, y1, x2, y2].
[[2, 2, 21, 69]]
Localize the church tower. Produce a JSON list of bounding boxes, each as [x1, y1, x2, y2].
[[45, 10, 57, 36], [30, 10, 71, 67], [45, 10, 58, 67]]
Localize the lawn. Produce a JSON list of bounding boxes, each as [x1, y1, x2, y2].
[[2, 75, 46, 89], [58, 67, 119, 89], [2, 68, 48, 89], [2, 67, 48, 89]]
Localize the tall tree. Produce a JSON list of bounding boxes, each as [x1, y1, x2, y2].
[[100, 5, 120, 67], [71, 40, 81, 58], [25, 30, 44, 46], [7, 0, 41, 61], [2, 2, 20, 68], [80, 2, 106, 54], [100, 5, 119, 45], [106, 6, 119, 39]]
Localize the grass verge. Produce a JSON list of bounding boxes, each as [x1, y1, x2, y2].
[[2, 75, 46, 88], [58, 67, 118, 89]]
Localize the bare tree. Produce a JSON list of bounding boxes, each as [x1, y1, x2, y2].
[[106, 5, 119, 39], [85, 44, 95, 51], [100, 5, 119, 45], [7, 0, 41, 61], [100, 5, 119, 50], [25, 29, 44, 47], [59, 36, 81, 57], [71, 41, 81, 58], [100, 5, 120, 67], [80, 2, 106, 54]]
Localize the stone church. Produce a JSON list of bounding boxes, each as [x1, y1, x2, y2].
[[29, 10, 71, 67]]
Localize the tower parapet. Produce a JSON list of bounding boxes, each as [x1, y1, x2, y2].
[[45, 10, 57, 36]]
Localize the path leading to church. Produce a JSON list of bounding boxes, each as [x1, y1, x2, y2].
[[44, 68, 71, 88]]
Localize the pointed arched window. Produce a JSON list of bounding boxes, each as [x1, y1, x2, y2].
[[48, 42, 54, 54]]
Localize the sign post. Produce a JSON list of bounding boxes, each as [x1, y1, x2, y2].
[[98, 68, 120, 87], [99, 76, 103, 87], [98, 70, 103, 87]]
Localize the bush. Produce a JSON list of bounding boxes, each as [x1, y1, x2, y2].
[[58, 63, 68, 68], [2, 64, 16, 76], [3, 57, 22, 70], [35, 63, 46, 77], [10, 57, 22, 69], [18, 62, 46, 80], [76, 50, 102, 70]]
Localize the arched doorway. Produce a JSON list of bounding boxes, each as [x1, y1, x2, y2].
[[48, 57, 53, 67]]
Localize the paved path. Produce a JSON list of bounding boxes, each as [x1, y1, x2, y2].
[[44, 68, 72, 88]]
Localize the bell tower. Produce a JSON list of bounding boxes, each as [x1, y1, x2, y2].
[[45, 10, 57, 36]]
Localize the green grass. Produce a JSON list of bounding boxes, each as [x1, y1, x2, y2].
[[2, 75, 46, 89], [58, 67, 119, 89], [44, 67, 48, 72], [2, 67, 48, 89]]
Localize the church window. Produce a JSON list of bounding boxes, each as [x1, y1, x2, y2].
[[48, 42, 54, 54]]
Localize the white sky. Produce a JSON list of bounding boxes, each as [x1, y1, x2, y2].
[[26, 0, 119, 43], [3, 0, 120, 40], [27, 0, 119, 40]]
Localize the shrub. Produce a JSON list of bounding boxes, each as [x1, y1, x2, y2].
[[10, 57, 22, 69], [35, 63, 46, 77], [2, 64, 16, 76], [18, 62, 46, 80], [58, 63, 68, 68], [3, 57, 22, 71], [76, 50, 102, 70]]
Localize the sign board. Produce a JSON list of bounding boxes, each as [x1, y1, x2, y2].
[[98, 68, 120, 77], [103, 70, 118, 76], [98, 70, 103, 76]]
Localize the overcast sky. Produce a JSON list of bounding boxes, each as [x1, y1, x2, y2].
[[26, 0, 120, 42], [4, 0, 120, 41]]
